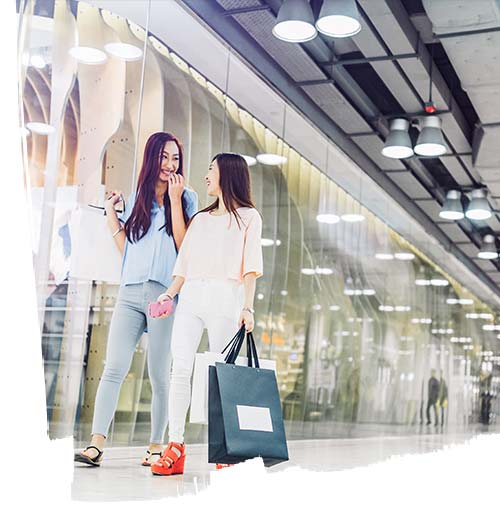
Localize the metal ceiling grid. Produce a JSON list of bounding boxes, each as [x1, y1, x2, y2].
[[386, 173, 435, 199], [216, 0, 262, 9], [439, 222, 476, 243], [232, 9, 329, 82], [301, 84, 374, 133], [184, 0, 500, 298]]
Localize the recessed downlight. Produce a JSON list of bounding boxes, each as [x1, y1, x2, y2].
[[69, 46, 108, 65], [341, 213, 364, 222], [316, 213, 340, 224], [26, 122, 55, 135], [256, 153, 287, 165], [104, 42, 143, 61], [394, 252, 415, 260], [241, 155, 257, 166]]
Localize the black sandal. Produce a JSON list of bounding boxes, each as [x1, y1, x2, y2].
[[74, 445, 104, 466], [141, 450, 162, 466]]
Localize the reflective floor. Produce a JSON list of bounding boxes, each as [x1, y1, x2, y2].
[[72, 424, 500, 501]]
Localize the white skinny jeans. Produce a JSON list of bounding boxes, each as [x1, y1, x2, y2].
[[168, 278, 244, 443]]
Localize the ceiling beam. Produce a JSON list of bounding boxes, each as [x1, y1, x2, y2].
[[178, 0, 500, 299]]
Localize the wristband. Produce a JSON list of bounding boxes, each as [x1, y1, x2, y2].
[[112, 227, 123, 238], [242, 307, 255, 314]]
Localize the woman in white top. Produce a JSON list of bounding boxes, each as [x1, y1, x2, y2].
[[150, 152, 263, 476]]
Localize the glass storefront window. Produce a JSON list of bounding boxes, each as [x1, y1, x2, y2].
[[18, 0, 500, 446]]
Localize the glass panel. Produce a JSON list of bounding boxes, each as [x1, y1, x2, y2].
[[19, 0, 498, 448]]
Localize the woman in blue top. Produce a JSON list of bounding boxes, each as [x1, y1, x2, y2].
[[74, 132, 198, 467]]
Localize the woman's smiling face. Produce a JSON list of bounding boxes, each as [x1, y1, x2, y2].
[[158, 141, 180, 183], [205, 159, 221, 197]]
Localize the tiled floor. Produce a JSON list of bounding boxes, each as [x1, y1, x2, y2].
[[72, 424, 499, 501]]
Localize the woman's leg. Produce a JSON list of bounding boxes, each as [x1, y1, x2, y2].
[[145, 285, 175, 445], [205, 280, 242, 356], [206, 315, 240, 357], [167, 309, 205, 444], [90, 286, 146, 440]]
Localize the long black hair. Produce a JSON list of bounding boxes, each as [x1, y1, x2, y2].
[[194, 152, 257, 229], [124, 132, 190, 243]]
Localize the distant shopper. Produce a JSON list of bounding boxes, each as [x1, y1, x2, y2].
[[437, 370, 448, 427], [74, 132, 198, 467], [149, 152, 263, 476], [426, 369, 440, 426]]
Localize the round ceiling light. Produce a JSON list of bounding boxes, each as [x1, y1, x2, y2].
[[382, 118, 413, 159], [439, 190, 464, 220], [69, 46, 108, 65], [30, 54, 46, 69], [316, 213, 340, 224], [256, 153, 287, 165], [430, 278, 449, 286], [240, 154, 257, 166], [414, 115, 447, 157], [104, 42, 143, 61], [272, 0, 317, 43], [465, 188, 491, 221], [477, 234, 498, 260], [394, 252, 415, 260], [316, 267, 334, 275], [341, 213, 364, 222], [316, 0, 362, 38], [375, 253, 394, 260], [26, 122, 55, 135]]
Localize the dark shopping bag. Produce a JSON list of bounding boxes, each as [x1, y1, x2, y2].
[[208, 326, 289, 467]]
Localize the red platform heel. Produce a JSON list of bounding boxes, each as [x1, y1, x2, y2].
[[216, 463, 235, 470], [150, 442, 185, 476]]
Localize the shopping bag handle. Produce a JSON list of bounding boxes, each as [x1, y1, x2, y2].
[[221, 325, 246, 362], [224, 326, 251, 366], [246, 332, 260, 369], [224, 326, 260, 368]]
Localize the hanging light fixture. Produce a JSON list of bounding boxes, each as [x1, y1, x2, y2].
[[465, 188, 491, 220], [439, 190, 464, 220], [316, 0, 362, 38], [272, 0, 317, 43], [381, 119, 413, 159], [477, 235, 498, 260], [316, 213, 340, 224], [414, 116, 447, 156]]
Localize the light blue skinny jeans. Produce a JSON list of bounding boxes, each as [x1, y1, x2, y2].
[[91, 280, 174, 444]]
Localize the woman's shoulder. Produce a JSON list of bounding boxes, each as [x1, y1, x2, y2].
[[238, 206, 260, 215], [238, 207, 262, 222]]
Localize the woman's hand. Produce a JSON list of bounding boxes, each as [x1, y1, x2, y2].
[[168, 174, 185, 204], [105, 190, 123, 215], [157, 291, 173, 304], [154, 292, 174, 318], [239, 309, 255, 333]]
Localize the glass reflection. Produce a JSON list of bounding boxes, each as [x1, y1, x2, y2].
[[18, 0, 499, 446]]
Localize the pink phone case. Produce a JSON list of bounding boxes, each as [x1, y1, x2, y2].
[[148, 299, 174, 318]]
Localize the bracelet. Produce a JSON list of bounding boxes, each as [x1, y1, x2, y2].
[[242, 307, 255, 314], [112, 227, 123, 238]]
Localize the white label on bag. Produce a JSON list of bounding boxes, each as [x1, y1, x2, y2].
[[236, 405, 273, 432]]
